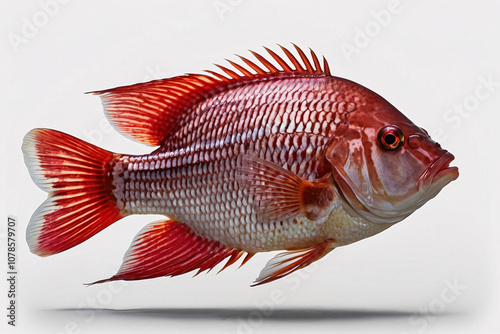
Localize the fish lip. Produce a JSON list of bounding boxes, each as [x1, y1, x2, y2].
[[418, 152, 459, 190]]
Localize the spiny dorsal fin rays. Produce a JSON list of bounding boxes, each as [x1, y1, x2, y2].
[[207, 44, 332, 82], [90, 44, 332, 147], [213, 64, 240, 80], [277, 44, 305, 72], [204, 70, 231, 82], [323, 56, 331, 75], [291, 43, 314, 73], [309, 48, 322, 74], [226, 59, 254, 77], [249, 51, 280, 73], [237, 55, 267, 75], [263, 46, 294, 72]]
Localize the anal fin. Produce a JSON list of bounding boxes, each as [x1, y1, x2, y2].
[[252, 239, 334, 286], [91, 220, 253, 284]]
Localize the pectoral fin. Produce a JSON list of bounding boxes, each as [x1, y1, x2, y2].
[[237, 155, 336, 223]]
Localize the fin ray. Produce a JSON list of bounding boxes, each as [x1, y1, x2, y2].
[[237, 155, 336, 223], [22, 129, 123, 256], [252, 239, 334, 286], [92, 220, 253, 284], [89, 77, 216, 146], [90, 45, 331, 147]]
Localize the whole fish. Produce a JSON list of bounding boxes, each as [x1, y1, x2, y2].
[[22, 44, 459, 286]]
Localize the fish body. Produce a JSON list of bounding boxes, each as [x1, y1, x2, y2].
[[111, 75, 386, 252], [22, 45, 458, 285]]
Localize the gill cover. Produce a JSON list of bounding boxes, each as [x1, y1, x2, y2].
[[325, 123, 429, 224]]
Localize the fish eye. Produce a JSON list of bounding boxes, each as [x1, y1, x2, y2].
[[377, 125, 404, 151]]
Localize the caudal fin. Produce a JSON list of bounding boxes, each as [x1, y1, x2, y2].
[[22, 129, 124, 257]]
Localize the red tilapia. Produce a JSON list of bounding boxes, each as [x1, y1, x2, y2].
[[22, 45, 459, 286]]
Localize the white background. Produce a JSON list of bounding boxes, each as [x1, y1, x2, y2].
[[1, 1, 499, 333]]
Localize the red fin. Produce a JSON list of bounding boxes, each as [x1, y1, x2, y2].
[[22, 129, 123, 257], [237, 155, 336, 223], [252, 239, 334, 286], [88, 74, 224, 146], [215, 44, 331, 79], [89, 45, 331, 146], [91, 220, 252, 284]]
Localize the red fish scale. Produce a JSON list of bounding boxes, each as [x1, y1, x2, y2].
[[112, 76, 364, 252]]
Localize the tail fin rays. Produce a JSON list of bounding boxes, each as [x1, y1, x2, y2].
[[22, 128, 124, 256]]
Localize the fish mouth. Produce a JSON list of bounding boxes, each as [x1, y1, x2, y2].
[[418, 152, 459, 191]]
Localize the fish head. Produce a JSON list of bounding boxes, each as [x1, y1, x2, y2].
[[325, 95, 459, 224]]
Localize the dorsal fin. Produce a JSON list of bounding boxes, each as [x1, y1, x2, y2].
[[88, 75, 225, 146], [89, 44, 332, 146]]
